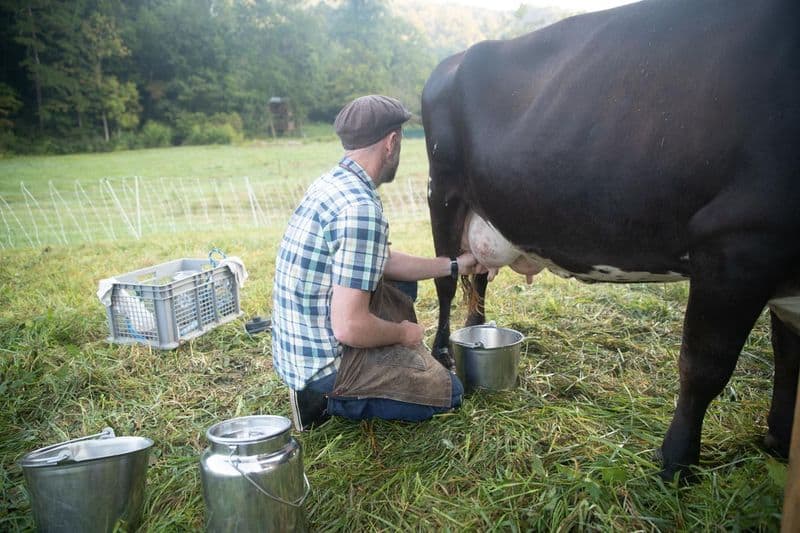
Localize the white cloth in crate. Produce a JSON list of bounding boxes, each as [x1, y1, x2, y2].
[[97, 277, 118, 307], [118, 289, 157, 331], [217, 256, 248, 289]]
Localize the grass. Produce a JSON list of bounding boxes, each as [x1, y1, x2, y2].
[[0, 143, 788, 531], [0, 129, 427, 194], [0, 142, 340, 192]]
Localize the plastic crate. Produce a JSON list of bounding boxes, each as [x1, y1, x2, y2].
[[105, 258, 242, 349]]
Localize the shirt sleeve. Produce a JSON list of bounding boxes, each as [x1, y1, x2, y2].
[[326, 202, 389, 291]]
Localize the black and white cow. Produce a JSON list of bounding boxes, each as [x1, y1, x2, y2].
[[422, 0, 799, 479]]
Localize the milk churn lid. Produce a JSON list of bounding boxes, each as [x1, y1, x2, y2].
[[206, 415, 292, 446]]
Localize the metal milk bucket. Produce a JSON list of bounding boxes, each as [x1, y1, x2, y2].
[[200, 415, 310, 532], [450, 324, 524, 392], [20, 427, 153, 532]]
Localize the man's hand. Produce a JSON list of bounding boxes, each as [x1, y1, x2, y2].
[[400, 320, 424, 347], [333, 285, 423, 348], [455, 251, 491, 276]]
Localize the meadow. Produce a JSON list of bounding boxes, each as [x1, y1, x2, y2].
[[0, 140, 787, 531]]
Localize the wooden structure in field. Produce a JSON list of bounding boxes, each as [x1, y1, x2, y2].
[[268, 97, 295, 137]]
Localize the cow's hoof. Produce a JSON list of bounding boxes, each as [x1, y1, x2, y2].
[[763, 433, 790, 459], [653, 447, 674, 480], [434, 347, 455, 370], [657, 464, 681, 483], [653, 446, 663, 463], [654, 447, 696, 484], [658, 465, 697, 484]]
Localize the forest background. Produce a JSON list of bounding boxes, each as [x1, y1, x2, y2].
[[0, 0, 575, 155]]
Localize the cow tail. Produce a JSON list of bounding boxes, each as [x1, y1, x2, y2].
[[460, 274, 482, 317]]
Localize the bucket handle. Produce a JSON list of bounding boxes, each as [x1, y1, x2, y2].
[[23, 450, 73, 466], [456, 321, 497, 349], [24, 427, 116, 465], [228, 446, 311, 508]]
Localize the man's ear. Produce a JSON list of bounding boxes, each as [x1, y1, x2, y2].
[[386, 131, 399, 152]]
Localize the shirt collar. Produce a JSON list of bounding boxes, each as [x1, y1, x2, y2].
[[339, 157, 377, 193]]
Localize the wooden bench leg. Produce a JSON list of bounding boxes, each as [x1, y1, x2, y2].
[[781, 368, 800, 533]]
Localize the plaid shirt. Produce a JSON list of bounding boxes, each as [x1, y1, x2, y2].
[[272, 157, 389, 390]]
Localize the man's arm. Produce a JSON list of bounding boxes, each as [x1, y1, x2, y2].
[[330, 285, 423, 348], [382, 250, 486, 282]]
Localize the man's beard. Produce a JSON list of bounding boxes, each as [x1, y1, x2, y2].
[[376, 144, 400, 186]]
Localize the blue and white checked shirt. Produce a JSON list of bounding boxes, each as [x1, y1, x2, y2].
[[272, 158, 389, 390]]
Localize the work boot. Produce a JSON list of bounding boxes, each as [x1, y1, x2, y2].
[[288, 387, 330, 432]]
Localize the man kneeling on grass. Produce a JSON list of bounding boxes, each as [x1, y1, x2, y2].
[[271, 95, 487, 431]]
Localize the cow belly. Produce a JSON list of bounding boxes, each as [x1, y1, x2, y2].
[[462, 211, 688, 283]]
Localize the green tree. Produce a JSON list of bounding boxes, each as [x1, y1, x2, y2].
[[314, 0, 435, 119], [4, 0, 80, 131], [80, 10, 140, 140], [130, 0, 234, 124], [2, 0, 139, 140], [0, 0, 502, 153], [0, 82, 22, 128]]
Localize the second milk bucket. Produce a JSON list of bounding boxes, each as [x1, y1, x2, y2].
[[20, 427, 153, 532], [200, 415, 309, 532]]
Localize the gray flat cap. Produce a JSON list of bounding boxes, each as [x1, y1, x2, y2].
[[334, 95, 412, 150]]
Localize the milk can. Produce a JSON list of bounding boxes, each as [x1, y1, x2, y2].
[[200, 415, 310, 532]]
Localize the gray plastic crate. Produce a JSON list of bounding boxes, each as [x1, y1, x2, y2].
[[105, 258, 242, 349]]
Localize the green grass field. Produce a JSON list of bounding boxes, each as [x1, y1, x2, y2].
[[0, 142, 787, 531]]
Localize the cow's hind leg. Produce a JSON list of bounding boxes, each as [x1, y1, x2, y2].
[[764, 311, 800, 457], [659, 237, 785, 480]]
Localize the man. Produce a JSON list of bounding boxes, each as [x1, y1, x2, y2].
[[272, 95, 485, 431]]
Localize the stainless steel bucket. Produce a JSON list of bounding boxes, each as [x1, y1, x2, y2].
[[450, 324, 524, 391], [20, 427, 153, 532], [200, 415, 310, 532]]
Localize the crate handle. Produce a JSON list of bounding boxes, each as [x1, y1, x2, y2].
[[208, 247, 227, 268]]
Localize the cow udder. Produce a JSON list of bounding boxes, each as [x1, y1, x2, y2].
[[462, 212, 545, 277]]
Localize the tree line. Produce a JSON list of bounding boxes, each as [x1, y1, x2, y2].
[[0, 0, 442, 154], [0, 1, 574, 155]]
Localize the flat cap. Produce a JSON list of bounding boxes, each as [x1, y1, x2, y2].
[[334, 95, 412, 150]]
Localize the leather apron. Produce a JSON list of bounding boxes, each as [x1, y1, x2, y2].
[[330, 280, 452, 408]]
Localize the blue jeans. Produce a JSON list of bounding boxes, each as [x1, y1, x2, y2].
[[306, 370, 463, 422]]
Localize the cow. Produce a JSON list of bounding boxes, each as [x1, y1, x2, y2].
[[422, 0, 799, 480]]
